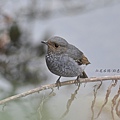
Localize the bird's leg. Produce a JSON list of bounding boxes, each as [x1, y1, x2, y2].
[[75, 75, 81, 86], [56, 76, 61, 89]]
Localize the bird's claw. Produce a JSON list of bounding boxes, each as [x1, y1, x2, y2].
[[56, 80, 61, 89], [56, 76, 61, 89], [74, 76, 81, 86]]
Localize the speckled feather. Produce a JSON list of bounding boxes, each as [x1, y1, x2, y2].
[[46, 53, 83, 77]]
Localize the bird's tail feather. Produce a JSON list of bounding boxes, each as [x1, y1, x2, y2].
[[80, 71, 88, 78]]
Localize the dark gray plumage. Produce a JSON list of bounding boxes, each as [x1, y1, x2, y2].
[[42, 36, 90, 84]]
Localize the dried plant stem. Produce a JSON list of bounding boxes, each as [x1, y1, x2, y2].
[[0, 75, 120, 105], [91, 81, 102, 120], [96, 80, 118, 119]]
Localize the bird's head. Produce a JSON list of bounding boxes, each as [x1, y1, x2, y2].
[[41, 36, 68, 54]]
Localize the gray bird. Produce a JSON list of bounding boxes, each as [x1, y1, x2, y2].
[[41, 36, 90, 86]]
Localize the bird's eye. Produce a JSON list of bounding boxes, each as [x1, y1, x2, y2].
[[54, 43, 59, 48]]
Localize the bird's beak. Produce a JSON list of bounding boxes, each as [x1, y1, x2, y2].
[[41, 41, 48, 45]]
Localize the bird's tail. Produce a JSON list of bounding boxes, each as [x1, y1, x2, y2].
[[81, 54, 90, 65], [80, 71, 88, 78]]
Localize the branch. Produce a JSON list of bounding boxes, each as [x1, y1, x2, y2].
[[0, 75, 120, 105]]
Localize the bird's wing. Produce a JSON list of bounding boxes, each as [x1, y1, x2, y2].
[[66, 44, 90, 78], [67, 44, 90, 65]]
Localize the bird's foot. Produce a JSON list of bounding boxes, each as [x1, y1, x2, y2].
[[74, 76, 81, 86], [56, 76, 61, 89]]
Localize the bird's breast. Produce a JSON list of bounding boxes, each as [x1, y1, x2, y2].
[[45, 53, 83, 77]]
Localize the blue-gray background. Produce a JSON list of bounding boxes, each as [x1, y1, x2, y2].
[[0, 1, 120, 120]]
